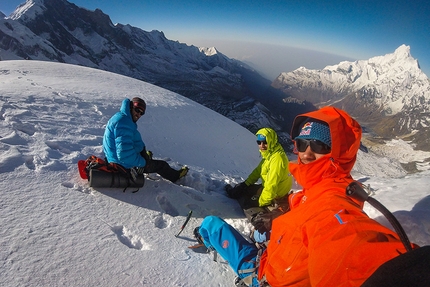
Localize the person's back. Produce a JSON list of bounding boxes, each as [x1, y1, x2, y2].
[[258, 107, 413, 286]]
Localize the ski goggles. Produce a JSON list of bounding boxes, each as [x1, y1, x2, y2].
[[132, 101, 146, 115], [256, 140, 267, 145], [295, 138, 331, 154]]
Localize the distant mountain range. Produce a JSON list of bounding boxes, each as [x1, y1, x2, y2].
[[273, 45, 430, 151], [2, 0, 429, 154], [0, 0, 314, 150]]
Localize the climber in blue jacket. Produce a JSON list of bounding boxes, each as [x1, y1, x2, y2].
[[103, 97, 188, 182]]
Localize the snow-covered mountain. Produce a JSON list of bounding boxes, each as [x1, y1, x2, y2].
[[2, 59, 430, 287], [272, 45, 430, 151], [0, 0, 314, 144]]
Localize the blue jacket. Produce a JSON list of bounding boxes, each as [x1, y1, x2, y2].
[[103, 99, 146, 169]]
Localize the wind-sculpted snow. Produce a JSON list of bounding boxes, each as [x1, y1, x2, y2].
[[1, 60, 430, 287]]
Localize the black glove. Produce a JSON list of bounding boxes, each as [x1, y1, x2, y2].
[[251, 212, 273, 234], [140, 148, 153, 164], [146, 150, 153, 160], [226, 182, 248, 199], [251, 208, 284, 234], [135, 166, 145, 175]]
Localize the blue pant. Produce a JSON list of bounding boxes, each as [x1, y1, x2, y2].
[[199, 216, 260, 284]]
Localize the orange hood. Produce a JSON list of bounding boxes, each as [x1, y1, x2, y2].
[[289, 106, 362, 189]]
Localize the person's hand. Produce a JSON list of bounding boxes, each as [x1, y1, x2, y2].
[[226, 182, 247, 199], [130, 167, 138, 180], [140, 148, 153, 164], [236, 182, 248, 190], [146, 150, 153, 160], [251, 208, 286, 233], [135, 167, 145, 175], [251, 212, 273, 234]]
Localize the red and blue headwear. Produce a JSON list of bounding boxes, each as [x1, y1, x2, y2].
[[295, 121, 331, 147]]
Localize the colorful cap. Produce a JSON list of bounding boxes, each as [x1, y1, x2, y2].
[[295, 121, 331, 147]]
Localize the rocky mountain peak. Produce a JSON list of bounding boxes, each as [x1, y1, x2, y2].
[[8, 0, 42, 21], [394, 44, 411, 58], [272, 45, 430, 151]]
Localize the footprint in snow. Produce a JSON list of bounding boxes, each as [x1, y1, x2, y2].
[[156, 195, 179, 217], [61, 181, 74, 188], [111, 225, 150, 250], [24, 155, 35, 170], [153, 213, 170, 229], [179, 188, 204, 202]]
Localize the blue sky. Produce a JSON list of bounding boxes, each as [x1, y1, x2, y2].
[[2, 0, 430, 79]]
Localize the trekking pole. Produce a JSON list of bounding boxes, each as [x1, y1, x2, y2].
[[175, 210, 193, 237], [346, 181, 413, 252]]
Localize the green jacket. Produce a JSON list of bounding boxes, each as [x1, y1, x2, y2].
[[245, 128, 293, 206]]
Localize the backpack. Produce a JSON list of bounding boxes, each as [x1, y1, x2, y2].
[[78, 155, 144, 192]]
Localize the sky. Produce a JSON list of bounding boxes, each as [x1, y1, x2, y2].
[[2, 0, 429, 79], [1, 60, 430, 286]]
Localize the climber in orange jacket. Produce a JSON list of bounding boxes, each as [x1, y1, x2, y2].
[[198, 106, 423, 287], [257, 106, 416, 286]]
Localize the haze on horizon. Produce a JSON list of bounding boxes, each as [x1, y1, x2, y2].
[[2, 0, 429, 79]]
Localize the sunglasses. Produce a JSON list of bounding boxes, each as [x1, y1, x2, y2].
[[256, 140, 267, 145], [134, 107, 145, 115], [295, 138, 331, 154]]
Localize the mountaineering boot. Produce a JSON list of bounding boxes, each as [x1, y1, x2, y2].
[[188, 226, 210, 253], [193, 226, 204, 245], [178, 166, 189, 179], [225, 184, 235, 198], [225, 184, 233, 192]]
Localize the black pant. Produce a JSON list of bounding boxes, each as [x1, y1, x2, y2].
[[143, 159, 180, 183]]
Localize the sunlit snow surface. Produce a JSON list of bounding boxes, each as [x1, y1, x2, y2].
[[1, 60, 429, 286]]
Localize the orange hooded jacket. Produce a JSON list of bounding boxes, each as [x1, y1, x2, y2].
[[257, 107, 415, 286]]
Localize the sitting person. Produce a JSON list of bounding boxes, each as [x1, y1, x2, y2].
[[225, 128, 292, 216], [196, 106, 424, 287], [103, 97, 188, 183]]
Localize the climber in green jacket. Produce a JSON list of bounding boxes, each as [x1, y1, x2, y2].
[[226, 127, 293, 209]]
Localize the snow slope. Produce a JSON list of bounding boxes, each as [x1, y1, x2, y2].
[[1, 60, 430, 286]]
